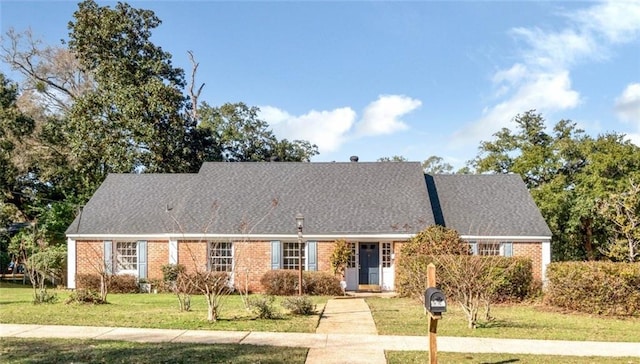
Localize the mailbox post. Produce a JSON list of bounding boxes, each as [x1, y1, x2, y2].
[[424, 263, 446, 364]]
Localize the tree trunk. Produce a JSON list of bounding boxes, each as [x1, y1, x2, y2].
[[583, 218, 594, 260]]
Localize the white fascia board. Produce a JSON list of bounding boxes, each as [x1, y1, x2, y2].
[[460, 235, 552, 242], [66, 233, 414, 241]]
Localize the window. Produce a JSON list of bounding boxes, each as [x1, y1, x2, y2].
[[282, 242, 305, 270], [271, 240, 317, 271], [347, 242, 356, 269], [115, 241, 137, 273], [104, 240, 146, 278], [468, 241, 513, 257], [478, 242, 500, 256], [382, 242, 392, 267], [209, 242, 233, 272]]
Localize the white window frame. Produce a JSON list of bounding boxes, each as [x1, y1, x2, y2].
[[115, 241, 138, 275], [282, 241, 305, 270], [209, 241, 234, 272]]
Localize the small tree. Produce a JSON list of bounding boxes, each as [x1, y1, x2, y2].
[[598, 181, 640, 262], [395, 225, 470, 304], [330, 239, 352, 278], [162, 263, 191, 311], [9, 227, 65, 304]]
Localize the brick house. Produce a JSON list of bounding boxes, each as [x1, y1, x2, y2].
[[65, 161, 552, 292]]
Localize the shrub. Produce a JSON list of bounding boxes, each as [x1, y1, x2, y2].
[[282, 296, 316, 315], [487, 257, 533, 302], [303, 271, 343, 296], [161, 264, 185, 282], [76, 273, 101, 291], [75, 273, 139, 293], [109, 274, 138, 293], [260, 270, 343, 295], [545, 261, 640, 316], [260, 270, 299, 295], [65, 289, 105, 304], [247, 295, 279, 319]]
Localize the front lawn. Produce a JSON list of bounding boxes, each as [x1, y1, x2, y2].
[[367, 297, 640, 342], [0, 283, 327, 333], [0, 337, 307, 363], [386, 351, 639, 363]]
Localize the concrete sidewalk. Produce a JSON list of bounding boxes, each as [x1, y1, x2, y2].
[[2, 297, 640, 363], [308, 298, 384, 364]]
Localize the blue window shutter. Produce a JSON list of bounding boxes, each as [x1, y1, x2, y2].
[[307, 241, 317, 271], [138, 241, 147, 279], [103, 241, 113, 274], [469, 241, 478, 255], [502, 242, 513, 257], [271, 241, 281, 269]]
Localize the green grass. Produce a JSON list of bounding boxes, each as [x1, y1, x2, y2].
[[367, 297, 640, 342], [386, 351, 640, 364], [0, 337, 307, 363], [0, 283, 327, 333]]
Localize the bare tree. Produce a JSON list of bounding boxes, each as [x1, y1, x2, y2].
[[166, 198, 279, 322], [1, 29, 95, 114]]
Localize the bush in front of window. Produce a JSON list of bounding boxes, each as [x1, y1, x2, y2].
[[486, 256, 534, 302], [303, 272, 343, 296], [282, 296, 316, 315], [260, 270, 299, 295], [75, 273, 139, 293], [109, 274, 138, 293]]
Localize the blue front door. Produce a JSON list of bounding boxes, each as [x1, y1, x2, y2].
[[358, 243, 379, 285]]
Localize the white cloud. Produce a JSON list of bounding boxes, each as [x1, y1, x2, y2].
[[452, 0, 640, 147], [260, 94, 421, 155], [355, 95, 421, 137], [614, 83, 640, 124], [572, 0, 640, 44], [454, 71, 580, 145], [260, 106, 356, 154]]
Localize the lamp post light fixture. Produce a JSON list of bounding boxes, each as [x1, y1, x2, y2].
[[296, 213, 304, 296]]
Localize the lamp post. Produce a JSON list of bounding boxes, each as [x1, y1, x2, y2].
[[296, 213, 304, 296]]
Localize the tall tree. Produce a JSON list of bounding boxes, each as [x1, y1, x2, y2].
[[472, 110, 640, 261], [422, 155, 454, 174], [66, 0, 202, 199], [198, 102, 318, 162]]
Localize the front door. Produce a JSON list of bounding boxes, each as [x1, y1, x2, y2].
[[358, 243, 379, 285]]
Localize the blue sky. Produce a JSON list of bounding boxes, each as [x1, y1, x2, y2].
[[2, 1, 639, 168]]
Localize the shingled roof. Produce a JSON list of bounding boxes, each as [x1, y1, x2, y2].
[[426, 174, 552, 237], [66, 162, 435, 236]]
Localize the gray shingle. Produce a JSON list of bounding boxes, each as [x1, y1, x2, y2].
[[429, 174, 552, 237], [67, 162, 435, 235]]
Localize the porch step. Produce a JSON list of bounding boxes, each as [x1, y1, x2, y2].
[[357, 284, 381, 292]]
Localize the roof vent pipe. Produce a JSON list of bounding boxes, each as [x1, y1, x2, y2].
[[350, 156, 359, 162]]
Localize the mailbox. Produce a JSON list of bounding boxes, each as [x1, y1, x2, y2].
[[424, 287, 447, 314]]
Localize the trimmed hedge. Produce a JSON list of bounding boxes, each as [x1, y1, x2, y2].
[[75, 273, 139, 293], [545, 261, 640, 316], [260, 270, 342, 296]]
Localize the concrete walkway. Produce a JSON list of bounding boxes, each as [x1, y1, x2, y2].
[[308, 298, 384, 364], [2, 297, 640, 362]]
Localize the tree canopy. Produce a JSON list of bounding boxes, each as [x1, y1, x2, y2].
[[471, 110, 640, 261]]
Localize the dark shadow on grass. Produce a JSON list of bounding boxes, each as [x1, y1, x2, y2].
[[475, 319, 536, 330], [480, 360, 520, 364], [0, 337, 308, 364]]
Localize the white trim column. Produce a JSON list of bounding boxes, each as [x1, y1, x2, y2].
[[541, 240, 551, 285], [67, 238, 76, 289], [169, 239, 178, 264]]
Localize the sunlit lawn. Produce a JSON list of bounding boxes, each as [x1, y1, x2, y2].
[[386, 351, 640, 364], [0, 337, 307, 364], [367, 297, 640, 342], [0, 283, 327, 333]]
